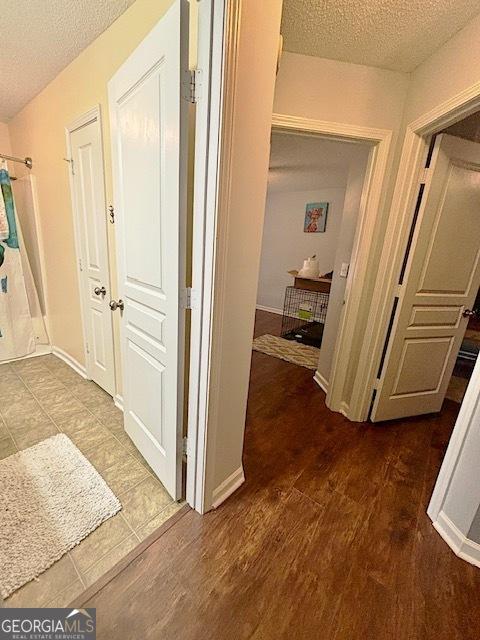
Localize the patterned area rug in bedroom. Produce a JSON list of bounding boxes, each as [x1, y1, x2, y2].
[[252, 334, 320, 369]]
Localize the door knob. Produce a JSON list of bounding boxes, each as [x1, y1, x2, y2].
[[109, 299, 124, 312], [94, 286, 106, 296], [463, 308, 477, 318]]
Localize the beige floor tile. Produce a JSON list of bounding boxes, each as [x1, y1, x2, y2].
[[116, 432, 141, 457], [38, 387, 76, 407], [2, 397, 39, 422], [19, 370, 58, 386], [68, 423, 112, 454], [86, 437, 131, 472], [121, 476, 173, 531], [56, 409, 103, 434], [7, 413, 52, 434], [28, 377, 67, 395], [136, 502, 184, 541], [57, 369, 85, 386], [45, 579, 85, 608], [102, 421, 126, 440], [73, 384, 113, 409], [0, 436, 17, 459], [70, 514, 132, 574], [13, 421, 59, 450], [46, 397, 86, 421], [5, 555, 78, 607], [102, 457, 149, 497], [0, 418, 8, 439], [1, 387, 32, 405], [82, 535, 138, 587], [93, 404, 123, 427]]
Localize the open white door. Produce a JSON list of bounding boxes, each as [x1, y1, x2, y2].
[[372, 134, 480, 421], [69, 115, 115, 396], [108, 0, 188, 499]]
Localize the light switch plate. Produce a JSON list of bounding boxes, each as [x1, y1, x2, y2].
[[340, 262, 349, 278]]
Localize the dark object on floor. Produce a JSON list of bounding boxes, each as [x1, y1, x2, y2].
[[283, 320, 324, 347], [281, 286, 329, 348]]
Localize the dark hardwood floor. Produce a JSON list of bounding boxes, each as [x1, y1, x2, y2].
[[81, 310, 480, 639]]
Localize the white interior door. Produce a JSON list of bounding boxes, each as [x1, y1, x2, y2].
[[70, 115, 115, 396], [108, 0, 188, 499], [372, 134, 480, 421]]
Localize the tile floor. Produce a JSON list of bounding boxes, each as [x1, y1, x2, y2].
[[0, 354, 183, 607]]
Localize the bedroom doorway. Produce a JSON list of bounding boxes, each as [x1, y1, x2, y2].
[[371, 112, 480, 421], [253, 125, 371, 397]]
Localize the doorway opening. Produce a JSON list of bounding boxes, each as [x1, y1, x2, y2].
[[372, 111, 480, 422], [253, 130, 371, 393], [440, 112, 480, 406]]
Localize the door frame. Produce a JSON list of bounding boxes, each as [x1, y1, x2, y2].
[[351, 84, 480, 422], [269, 114, 391, 415], [65, 105, 116, 393], [354, 82, 480, 524], [186, 0, 228, 512], [186, 0, 394, 511]]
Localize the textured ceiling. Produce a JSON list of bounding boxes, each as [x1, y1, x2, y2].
[[442, 110, 480, 142], [268, 132, 370, 193], [281, 0, 480, 72], [0, 0, 135, 121]]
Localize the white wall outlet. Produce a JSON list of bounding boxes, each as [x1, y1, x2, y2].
[[340, 262, 350, 278]]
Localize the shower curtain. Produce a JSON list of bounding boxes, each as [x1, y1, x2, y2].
[[0, 166, 35, 360]]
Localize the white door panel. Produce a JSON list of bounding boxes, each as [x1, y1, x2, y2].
[[70, 118, 115, 396], [108, 0, 188, 499], [372, 134, 480, 421]]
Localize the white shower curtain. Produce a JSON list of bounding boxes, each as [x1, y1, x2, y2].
[[0, 166, 35, 360]]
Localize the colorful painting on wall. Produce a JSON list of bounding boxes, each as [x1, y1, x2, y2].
[[304, 202, 329, 233]]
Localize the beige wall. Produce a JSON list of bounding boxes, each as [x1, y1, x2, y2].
[[7, 0, 196, 394], [404, 12, 480, 124], [274, 53, 411, 407], [258, 187, 347, 311], [274, 52, 410, 131], [205, 0, 283, 496], [0, 122, 13, 173], [317, 152, 370, 384]]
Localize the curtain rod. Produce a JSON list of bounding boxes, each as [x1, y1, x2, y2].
[[0, 153, 33, 169]]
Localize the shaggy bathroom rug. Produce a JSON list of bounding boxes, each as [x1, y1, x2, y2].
[[0, 433, 121, 599], [252, 334, 320, 370]]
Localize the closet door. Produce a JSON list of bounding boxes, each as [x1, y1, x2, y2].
[[70, 115, 115, 396]]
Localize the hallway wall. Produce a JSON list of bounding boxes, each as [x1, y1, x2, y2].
[[257, 187, 346, 312], [274, 52, 410, 405], [0, 123, 13, 174]]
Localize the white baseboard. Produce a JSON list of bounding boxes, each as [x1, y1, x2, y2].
[[256, 304, 283, 316], [51, 346, 87, 379], [114, 393, 124, 412], [313, 370, 329, 393], [339, 401, 350, 418], [433, 510, 480, 569], [212, 466, 245, 509]]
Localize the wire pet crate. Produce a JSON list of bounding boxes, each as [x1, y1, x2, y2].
[[281, 286, 329, 348]]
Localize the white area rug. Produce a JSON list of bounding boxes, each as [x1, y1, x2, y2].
[[252, 334, 320, 370], [0, 433, 121, 599]]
